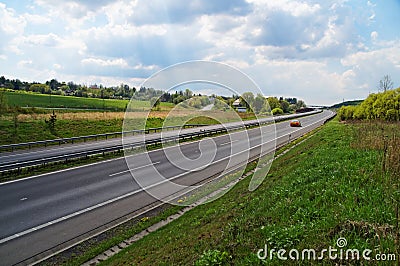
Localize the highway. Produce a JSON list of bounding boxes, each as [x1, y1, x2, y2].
[[0, 111, 319, 171], [0, 110, 334, 265]]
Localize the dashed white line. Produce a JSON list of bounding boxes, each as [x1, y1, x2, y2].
[[219, 140, 239, 146]]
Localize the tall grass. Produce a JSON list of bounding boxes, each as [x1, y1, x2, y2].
[[350, 121, 400, 176]]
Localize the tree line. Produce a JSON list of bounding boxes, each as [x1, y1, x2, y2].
[[0, 76, 136, 99], [338, 87, 400, 121], [238, 92, 306, 114], [0, 76, 207, 104]]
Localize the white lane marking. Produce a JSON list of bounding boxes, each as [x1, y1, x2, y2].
[[20, 197, 27, 201], [219, 140, 239, 146], [0, 123, 266, 186], [0, 113, 334, 245], [109, 161, 160, 177], [0, 111, 333, 187]]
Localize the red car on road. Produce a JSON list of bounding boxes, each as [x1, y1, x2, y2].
[[290, 119, 301, 127]]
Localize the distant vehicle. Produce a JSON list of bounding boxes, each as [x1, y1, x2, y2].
[[290, 119, 301, 127]]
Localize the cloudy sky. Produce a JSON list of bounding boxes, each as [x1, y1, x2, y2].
[[0, 0, 399, 105]]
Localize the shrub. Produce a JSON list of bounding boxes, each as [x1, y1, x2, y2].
[[340, 88, 400, 121], [386, 109, 398, 121], [272, 107, 283, 115], [337, 106, 357, 121]]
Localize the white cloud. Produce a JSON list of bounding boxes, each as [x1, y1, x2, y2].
[[23, 33, 62, 47], [0, 3, 26, 57], [0, 0, 398, 105], [0, 3, 26, 35], [247, 0, 321, 17], [18, 59, 33, 68], [341, 45, 400, 85], [81, 58, 129, 68], [245, 59, 351, 105], [23, 13, 51, 24], [370, 31, 378, 41]]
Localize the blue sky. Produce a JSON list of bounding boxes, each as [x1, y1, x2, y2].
[[0, 0, 399, 105]]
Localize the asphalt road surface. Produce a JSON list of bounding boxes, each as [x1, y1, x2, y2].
[[0, 110, 334, 265], [0, 111, 319, 170]]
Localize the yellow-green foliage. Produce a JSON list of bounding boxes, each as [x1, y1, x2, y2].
[[338, 88, 400, 121], [337, 105, 357, 121]]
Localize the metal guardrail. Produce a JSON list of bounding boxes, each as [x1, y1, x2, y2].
[[0, 110, 326, 173], [0, 124, 208, 152]]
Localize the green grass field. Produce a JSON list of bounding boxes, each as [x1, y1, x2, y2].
[[5, 91, 129, 110], [3, 91, 174, 111], [89, 119, 397, 265]]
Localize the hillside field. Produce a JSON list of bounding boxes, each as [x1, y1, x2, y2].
[[3, 91, 173, 111]]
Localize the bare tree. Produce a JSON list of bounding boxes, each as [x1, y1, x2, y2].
[[378, 75, 393, 92]]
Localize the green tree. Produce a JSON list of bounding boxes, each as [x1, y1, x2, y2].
[[184, 88, 193, 99], [4, 82, 14, 90], [253, 94, 266, 113], [279, 100, 290, 113], [267, 97, 280, 110], [296, 100, 306, 109], [29, 83, 49, 93], [47, 79, 59, 91], [45, 110, 57, 135], [200, 96, 211, 106], [272, 107, 284, 115], [214, 96, 229, 110], [240, 92, 255, 111], [59, 85, 70, 91]]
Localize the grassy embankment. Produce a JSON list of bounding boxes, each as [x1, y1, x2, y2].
[[90, 118, 399, 265]]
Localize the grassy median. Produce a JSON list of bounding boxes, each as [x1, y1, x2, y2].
[[95, 118, 399, 265]]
